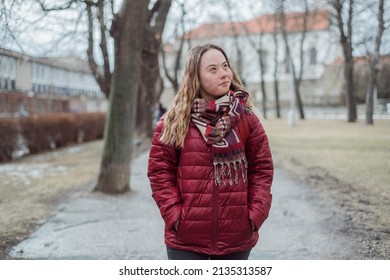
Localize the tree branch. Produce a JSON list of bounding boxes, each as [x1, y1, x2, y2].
[[147, 0, 161, 24], [36, 0, 81, 12], [97, 0, 111, 96], [86, 1, 109, 97]]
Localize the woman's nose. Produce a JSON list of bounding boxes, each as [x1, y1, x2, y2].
[[219, 67, 228, 78]]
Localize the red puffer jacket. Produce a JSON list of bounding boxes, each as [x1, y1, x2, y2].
[[147, 112, 273, 255]]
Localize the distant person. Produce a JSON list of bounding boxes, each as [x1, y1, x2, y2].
[[158, 102, 166, 120], [153, 102, 167, 126], [147, 44, 273, 260]]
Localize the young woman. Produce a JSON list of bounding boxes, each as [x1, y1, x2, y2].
[[147, 44, 273, 260]]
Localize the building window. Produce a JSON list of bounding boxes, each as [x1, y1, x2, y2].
[[309, 47, 317, 65]]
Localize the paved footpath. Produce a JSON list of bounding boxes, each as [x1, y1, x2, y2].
[[9, 151, 355, 260]]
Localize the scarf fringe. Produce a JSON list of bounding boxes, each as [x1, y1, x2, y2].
[[214, 158, 248, 186], [191, 90, 250, 187]]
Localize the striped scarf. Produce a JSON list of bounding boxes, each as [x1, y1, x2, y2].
[[191, 90, 249, 186]]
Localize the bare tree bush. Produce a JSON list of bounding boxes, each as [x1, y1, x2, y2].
[[329, 0, 357, 122], [362, 0, 386, 125]]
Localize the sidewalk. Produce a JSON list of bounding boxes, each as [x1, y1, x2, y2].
[[9, 151, 356, 260], [9, 151, 166, 260]]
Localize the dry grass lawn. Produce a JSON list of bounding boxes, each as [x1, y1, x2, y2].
[[263, 118, 390, 237], [0, 139, 150, 259]]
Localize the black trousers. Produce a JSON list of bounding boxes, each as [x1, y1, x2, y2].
[[167, 246, 251, 260]]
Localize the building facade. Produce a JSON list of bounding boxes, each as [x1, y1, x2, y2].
[[0, 48, 107, 117], [161, 10, 344, 108]]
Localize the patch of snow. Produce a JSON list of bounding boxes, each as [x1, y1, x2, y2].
[[11, 135, 30, 159], [0, 163, 68, 186], [67, 147, 82, 154]]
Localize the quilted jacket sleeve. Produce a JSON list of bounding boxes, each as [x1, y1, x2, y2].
[[245, 113, 274, 231], [147, 120, 182, 231]]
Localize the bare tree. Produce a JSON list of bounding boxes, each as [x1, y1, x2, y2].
[[35, 0, 112, 97], [278, 0, 306, 120], [243, 0, 269, 119], [95, 0, 150, 193], [1, 0, 41, 53], [297, 0, 309, 95], [88, 0, 173, 138], [161, 0, 187, 93], [329, 0, 357, 122], [136, 0, 172, 138], [86, 0, 112, 97], [1, 0, 14, 48], [34, 0, 172, 193], [272, 12, 282, 118], [365, 0, 385, 125], [223, 0, 244, 81]]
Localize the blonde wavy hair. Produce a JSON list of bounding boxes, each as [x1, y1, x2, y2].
[[160, 44, 256, 148]]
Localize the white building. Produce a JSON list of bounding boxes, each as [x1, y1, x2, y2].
[[162, 10, 343, 107]]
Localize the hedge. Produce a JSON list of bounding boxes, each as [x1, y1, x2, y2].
[[0, 112, 106, 162], [0, 118, 19, 162]]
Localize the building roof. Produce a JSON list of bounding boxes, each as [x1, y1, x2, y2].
[[0, 47, 92, 74], [184, 10, 331, 40], [328, 55, 390, 66], [0, 47, 29, 60], [34, 56, 92, 73]]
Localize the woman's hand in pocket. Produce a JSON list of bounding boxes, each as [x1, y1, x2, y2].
[[251, 220, 256, 231], [174, 220, 180, 231]]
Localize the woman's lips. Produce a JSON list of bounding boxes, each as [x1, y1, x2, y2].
[[219, 81, 230, 87]]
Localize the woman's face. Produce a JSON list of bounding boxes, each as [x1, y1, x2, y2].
[[198, 48, 232, 100]]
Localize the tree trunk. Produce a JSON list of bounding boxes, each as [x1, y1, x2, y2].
[[274, 78, 281, 118], [294, 78, 305, 119], [273, 12, 281, 119], [366, 0, 384, 125], [136, 0, 172, 138], [365, 71, 375, 125], [344, 57, 357, 122], [259, 50, 267, 119], [333, 0, 357, 122], [95, 0, 149, 194], [86, 0, 112, 98], [295, 0, 309, 120], [279, 3, 305, 120], [137, 51, 163, 137]]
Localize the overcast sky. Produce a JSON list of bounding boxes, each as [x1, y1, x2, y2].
[[1, 0, 389, 60]]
